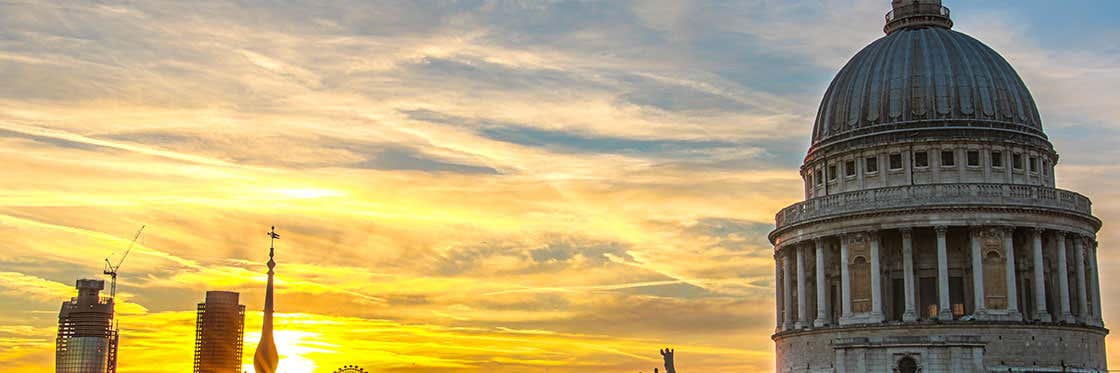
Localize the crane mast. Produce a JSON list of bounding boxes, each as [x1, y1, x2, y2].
[[103, 225, 145, 300]]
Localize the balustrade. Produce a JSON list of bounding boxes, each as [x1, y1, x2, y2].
[[775, 184, 1093, 230]]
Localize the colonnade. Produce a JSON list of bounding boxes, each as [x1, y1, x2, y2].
[[774, 226, 1103, 331]]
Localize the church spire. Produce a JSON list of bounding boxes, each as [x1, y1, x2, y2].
[[885, 0, 953, 35], [254, 226, 280, 373]]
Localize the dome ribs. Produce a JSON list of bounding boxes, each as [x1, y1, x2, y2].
[[868, 30, 907, 124], [909, 29, 931, 118], [928, 29, 955, 117], [810, 28, 1047, 148], [888, 32, 912, 120]]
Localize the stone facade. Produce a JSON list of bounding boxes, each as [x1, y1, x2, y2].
[[770, 1, 1107, 372]]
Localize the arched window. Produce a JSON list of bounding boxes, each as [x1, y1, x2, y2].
[[897, 355, 918, 373]]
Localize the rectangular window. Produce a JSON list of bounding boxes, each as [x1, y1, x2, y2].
[[1029, 157, 1038, 172], [967, 150, 980, 166], [991, 151, 1003, 168], [914, 151, 929, 168], [866, 156, 879, 173], [1013, 153, 1023, 170], [941, 150, 955, 167], [816, 169, 823, 185], [845, 160, 856, 177], [1042, 160, 1049, 176], [828, 165, 837, 180], [889, 153, 903, 170]]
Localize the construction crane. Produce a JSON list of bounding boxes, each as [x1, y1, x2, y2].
[[103, 225, 145, 300]]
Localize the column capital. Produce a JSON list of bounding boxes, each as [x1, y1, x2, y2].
[[935, 225, 948, 234], [1000, 226, 1016, 235], [1033, 227, 1046, 235], [1055, 230, 1069, 238], [867, 229, 880, 239]]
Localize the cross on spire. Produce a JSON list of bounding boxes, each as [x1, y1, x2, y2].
[[267, 226, 280, 264]]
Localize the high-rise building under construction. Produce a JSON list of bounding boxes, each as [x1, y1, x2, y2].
[[56, 279, 118, 373], [194, 291, 246, 373]]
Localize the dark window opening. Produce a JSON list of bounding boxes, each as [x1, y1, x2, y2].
[[1013, 153, 1023, 170], [828, 165, 837, 180], [866, 157, 879, 173], [949, 276, 965, 319], [898, 356, 918, 373], [967, 150, 980, 166], [941, 150, 955, 167], [914, 151, 929, 168], [991, 151, 1003, 168], [891, 278, 905, 321], [816, 169, 823, 185], [889, 154, 903, 170], [1030, 157, 1038, 172], [919, 276, 938, 319], [845, 160, 856, 177]]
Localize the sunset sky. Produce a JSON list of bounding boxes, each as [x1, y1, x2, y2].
[[1, 1, 1119, 372]]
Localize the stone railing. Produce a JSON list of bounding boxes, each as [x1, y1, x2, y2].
[[885, 3, 950, 23], [884, 3, 952, 35], [775, 184, 1093, 230]]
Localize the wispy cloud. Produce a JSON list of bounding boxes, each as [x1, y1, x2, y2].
[[0, 0, 1117, 372]]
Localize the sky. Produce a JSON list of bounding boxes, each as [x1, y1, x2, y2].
[[0, 0, 1118, 372]]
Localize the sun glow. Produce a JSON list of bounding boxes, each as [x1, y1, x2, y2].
[[243, 330, 325, 373]]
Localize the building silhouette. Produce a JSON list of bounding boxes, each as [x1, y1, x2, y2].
[[194, 291, 245, 373], [56, 279, 118, 373], [770, 0, 1107, 371]]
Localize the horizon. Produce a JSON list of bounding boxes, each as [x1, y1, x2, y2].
[[2, 1, 1119, 372]]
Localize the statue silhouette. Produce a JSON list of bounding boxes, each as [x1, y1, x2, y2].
[[660, 348, 676, 373]]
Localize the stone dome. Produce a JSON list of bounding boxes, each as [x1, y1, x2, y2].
[[810, 20, 1045, 150]]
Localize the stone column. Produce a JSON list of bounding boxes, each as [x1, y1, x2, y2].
[[841, 235, 852, 320], [901, 228, 918, 322], [1056, 232, 1075, 322], [1003, 227, 1021, 319], [1089, 239, 1103, 326], [869, 230, 884, 321], [936, 226, 953, 320], [775, 257, 783, 331], [782, 251, 794, 330], [970, 228, 986, 316], [796, 245, 808, 329], [1032, 228, 1052, 322], [814, 238, 829, 327], [1076, 236, 1089, 323]]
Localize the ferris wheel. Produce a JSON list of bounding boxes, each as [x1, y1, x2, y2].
[[333, 365, 367, 373]]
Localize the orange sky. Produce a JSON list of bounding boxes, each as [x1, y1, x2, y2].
[[1, 1, 1119, 372]]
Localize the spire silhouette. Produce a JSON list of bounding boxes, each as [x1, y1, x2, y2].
[[254, 226, 280, 373]]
